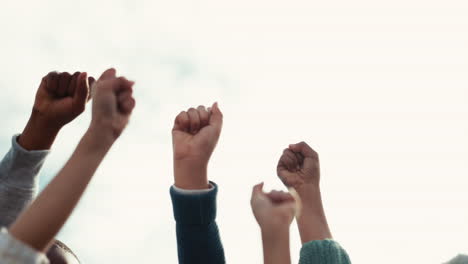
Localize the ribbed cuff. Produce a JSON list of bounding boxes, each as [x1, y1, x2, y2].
[[300, 239, 351, 264], [172, 183, 214, 194], [170, 181, 218, 225]]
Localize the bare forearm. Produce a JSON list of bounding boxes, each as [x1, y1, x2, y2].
[[296, 185, 332, 244], [18, 111, 61, 151], [174, 161, 209, 189], [9, 129, 112, 252], [261, 227, 291, 264]]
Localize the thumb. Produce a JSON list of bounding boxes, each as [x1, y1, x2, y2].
[[72, 72, 89, 113], [99, 68, 116, 81], [251, 182, 264, 196], [209, 102, 223, 132], [251, 182, 265, 204]]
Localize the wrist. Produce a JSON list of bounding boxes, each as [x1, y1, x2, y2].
[[295, 183, 321, 200], [261, 226, 291, 258], [261, 223, 290, 237], [18, 112, 62, 150], [174, 160, 209, 189], [82, 126, 115, 152]]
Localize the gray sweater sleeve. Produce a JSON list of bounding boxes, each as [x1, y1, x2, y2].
[[0, 134, 49, 227]]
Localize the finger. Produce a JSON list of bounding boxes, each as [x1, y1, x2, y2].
[[99, 68, 116, 81], [278, 149, 297, 171], [87, 76, 95, 101], [72, 72, 88, 114], [293, 151, 305, 168], [187, 108, 201, 133], [266, 190, 284, 202], [67, 72, 80, 97], [119, 96, 136, 115], [117, 90, 132, 104], [267, 190, 295, 203], [197, 105, 210, 127], [284, 149, 299, 170], [173, 111, 190, 132], [289, 141, 318, 159], [57, 72, 72, 97], [209, 102, 223, 133], [251, 182, 265, 200], [115, 77, 134, 94], [46, 71, 59, 94], [117, 90, 133, 113]]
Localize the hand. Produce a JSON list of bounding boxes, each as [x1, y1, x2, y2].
[[89, 68, 136, 143], [33, 71, 94, 128], [18, 71, 95, 150], [172, 103, 223, 189], [277, 142, 332, 242], [250, 183, 297, 231], [277, 142, 320, 192]]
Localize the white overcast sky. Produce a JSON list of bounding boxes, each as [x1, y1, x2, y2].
[[0, 0, 467, 263]]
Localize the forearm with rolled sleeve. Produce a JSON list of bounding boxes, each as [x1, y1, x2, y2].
[[170, 181, 226, 264], [0, 135, 49, 227]]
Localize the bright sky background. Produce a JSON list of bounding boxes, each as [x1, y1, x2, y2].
[[0, 0, 467, 263]]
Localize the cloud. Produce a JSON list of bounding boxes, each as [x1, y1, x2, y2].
[[0, 0, 467, 263]]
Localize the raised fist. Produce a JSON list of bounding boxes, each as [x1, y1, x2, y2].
[[90, 68, 135, 140], [33, 71, 94, 130], [250, 183, 297, 231], [277, 142, 320, 190], [172, 103, 223, 189], [172, 103, 223, 163]]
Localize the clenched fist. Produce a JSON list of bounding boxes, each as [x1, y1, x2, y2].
[[277, 142, 320, 192], [34, 71, 94, 128], [89, 68, 135, 142], [19, 71, 95, 150], [172, 103, 223, 189], [251, 183, 297, 231]]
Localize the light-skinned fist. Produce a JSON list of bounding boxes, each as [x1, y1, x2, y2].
[[172, 103, 223, 189], [250, 183, 297, 231], [277, 142, 320, 192], [89, 68, 135, 142]]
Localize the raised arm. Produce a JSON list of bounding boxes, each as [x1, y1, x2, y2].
[[277, 142, 331, 242], [277, 142, 351, 264], [8, 68, 135, 252], [250, 183, 296, 264], [0, 71, 94, 227], [170, 103, 225, 264]]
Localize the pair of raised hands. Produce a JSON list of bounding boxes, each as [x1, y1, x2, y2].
[[9, 68, 136, 254], [251, 142, 320, 231], [20, 68, 135, 152]]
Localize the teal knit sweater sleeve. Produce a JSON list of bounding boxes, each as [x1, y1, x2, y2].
[[170, 181, 225, 264], [299, 239, 351, 264]]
